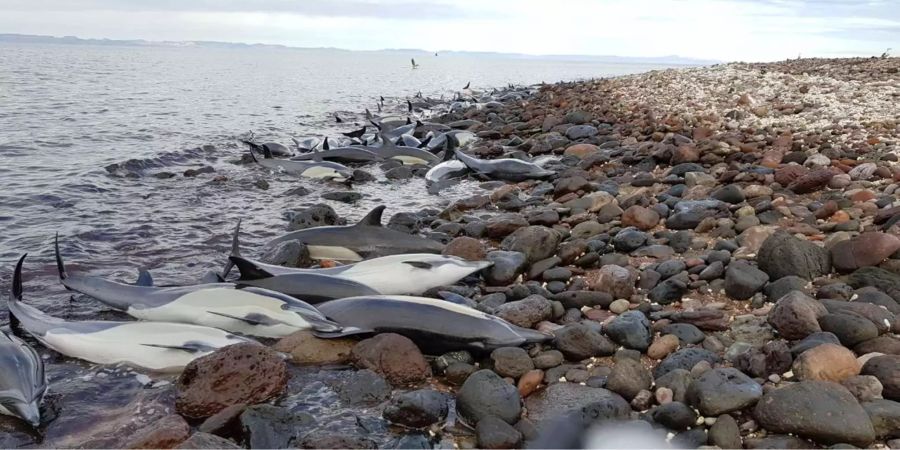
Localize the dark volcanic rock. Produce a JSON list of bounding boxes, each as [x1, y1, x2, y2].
[[287, 203, 341, 231], [861, 355, 900, 401], [484, 251, 528, 286], [551, 290, 613, 309], [456, 370, 522, 425], [818, 313, 879, 347], [500, 226, 561, 263], [490, 347, 535, 378], [651, 402, 698, 431], [335, 370, 391, 405], [475, 415, 522, 449], [239, 405, 314, 449], [862, 399, 900, 439], [524, 382, 629, 424], [176, 343, 288, 419], [554, 323, 617, 360], [724, 260, 768, 300], [757, 232, 831, 280], [753, 380, 875, 446], [604, 311, 651, 351], [654, 348, 721, 378], [847, 267, 900, 303], [175, 432, 239, 449], [494, 294, 552, 328], [686, 368, 763, 415], [708, 414, 742, 449], [605, 358, 652, 400], [383, 389, 449, 428], [767, 291, 827, 340]]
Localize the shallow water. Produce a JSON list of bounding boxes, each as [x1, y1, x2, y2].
[[0, 42, 679, 444]]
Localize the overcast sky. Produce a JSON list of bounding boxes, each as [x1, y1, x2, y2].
[[1, 0, 897, 61]]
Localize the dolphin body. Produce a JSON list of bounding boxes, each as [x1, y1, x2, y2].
[[54, 237, 342, 338], [266, 206, 444, 262], [290, 146, 383, 164], [425, 135, 469, 184], [9, 255, 250, 373], [316, 295, 552, 353], [242, 140, 292, 157], [0, 329, 46, 427], [248, 147, 352, 181], [370, 134, 439, 165], [454, 149, 555, 182], [224, 220, 488, 295]]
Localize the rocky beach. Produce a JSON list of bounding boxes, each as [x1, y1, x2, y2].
[[3, 56, 900, 449]]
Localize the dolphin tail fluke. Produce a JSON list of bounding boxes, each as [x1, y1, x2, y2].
[[357, 205, 386, 227], [228, 256, 275, 280]]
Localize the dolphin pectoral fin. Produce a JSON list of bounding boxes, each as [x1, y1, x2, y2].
[[206, 311, 285, 327], [135, 269, 154, 287], [357, 205, 386, 227], [228, 256, 275, 280], [140, 343, 205, 353], [313, 327, 371, 339], [402, 261, 433, 270]]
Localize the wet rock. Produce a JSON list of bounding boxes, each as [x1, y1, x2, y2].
[[175, 432, 239, 449], [383, 389, 449, 428], [753, 380, 876, 446], [654, 348, 720, 378], [758, 232, 831, 280], [724, 260, 769, 300], [744, 434, 814, 449], [298, 431, 376, 449], [524, 382, 630, 424], [604, 311, 651, 351], [491, 347, 535, 378], [335, 369, 391, 405], [456, 370, 522, 425], [321, 191, 362, 202], [476, 415, 523, 449], [176, 343, 288, 419], [861, 355, 900, 401], [197, 404, 246, 438], [351, 333, 431, 386], [606, 358, 652, 401], [123, 414, 190, 449], [554, 323, 617, 360], [709, 414, 742, 449], [287, 203, 342, 231], [442, 236, 487, 261], [686, 368, 762, 415], [862, 399, 900, 439], [830, 232, 900, 273], [240, 405, 314, 449], [792, 343, 860, 382], [818, 313, 879, 347], [351, 169, 376, 182], [500, 226, 560, 263], [495, 294, 552, 328], [484, 251, 527, 286], [272, 330, 355, 365], [259, 240, 312, 268], [385, 165, 414, 180], [767, 291, 827, 340]]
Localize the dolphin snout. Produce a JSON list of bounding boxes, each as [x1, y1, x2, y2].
[[8, 401, 41, 427]]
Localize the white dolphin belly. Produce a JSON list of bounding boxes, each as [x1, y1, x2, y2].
[[41, 322, 245, 372], [391, 155, 429, 165], [335, 255, 487, 295], [128, 288, 312, 338], [301, 166, 343, 180], [307, 245, 363, 262]]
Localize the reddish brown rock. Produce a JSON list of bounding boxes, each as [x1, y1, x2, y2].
[[792, 343, 860, 382], [351, 333, 431, 386], [671, 144, 700, 164], [830, 232, 900, 273], [767, 291, 828, 340], [621, 205, 660, 230], [517, 369, 544, 397], [648, 334, 680, 360], [585, 264, 638, 299], [788, 169, 834, 194], [442, 236, 487, 261], [176, 343, 288, 419], [272, 330, 356, 365], [774, 165, 809, 186], [123, 414, 190, 449], [563, 143, 600, 159]]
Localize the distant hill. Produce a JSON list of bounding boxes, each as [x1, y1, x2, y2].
[[0, 33, 719, 65]]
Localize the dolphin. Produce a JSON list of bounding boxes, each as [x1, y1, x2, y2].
[[315, 295, 552, 353], [425, 135, 469, 184], [248, 147, 352, 181], [241, 140, 292, 157], [0, 329, 46, 427], [9, 255, 250, 372], [226, 262, 379, 303], [396, 134, 421, 148], [290, 146, 383, 164], [291, 137, 320, 153], [382, 122, 417, 140], [266, 206, 444, 261], [454, 149, 555, 182], [371, 134, 438, 165], [54, 237, 342, 338], [341, 126, 367, 139]]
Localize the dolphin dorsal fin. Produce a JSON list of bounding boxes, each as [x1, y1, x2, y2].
[[228, 256, 275, 280], [357, 206, 386, 227], [136, 269, 154, 287], [323, 137, 330, 150]]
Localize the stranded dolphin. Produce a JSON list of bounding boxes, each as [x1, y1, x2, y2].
[[316, 295, 552, 353], [290, 146, 383, 164], [266, 206, 444, 261], [454, 149, 554, 182], [249, 146, 352, 181], [0, 329, 46, 427], [54, 236, 342, 338], [9, 254, 250, 372], [224, 219, 488, 295]]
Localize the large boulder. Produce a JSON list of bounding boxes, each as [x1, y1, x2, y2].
[[494, 295, 552, 328], [524, 382, 629, 424], [861, 355, 900, 401], [757, 232, 831, 280], [753, 381, 875, 446], [383, 389, 449, 428], [686, 368, 763, 415], [792, 343, 860, 382], [176, 343, 288, 419], [830, 232, 900, 273], [500, 226, 561, 263], [847, 267, 900, 303], [604, 311, 651, 351], [767, 291, 828, 340], [456, 370, 522, 425], [351, 333, 431, 386]]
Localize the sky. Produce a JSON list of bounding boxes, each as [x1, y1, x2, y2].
[[0, 0, 897, 61]]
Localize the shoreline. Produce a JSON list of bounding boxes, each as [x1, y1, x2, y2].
[[3, 57, 899, 448]]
